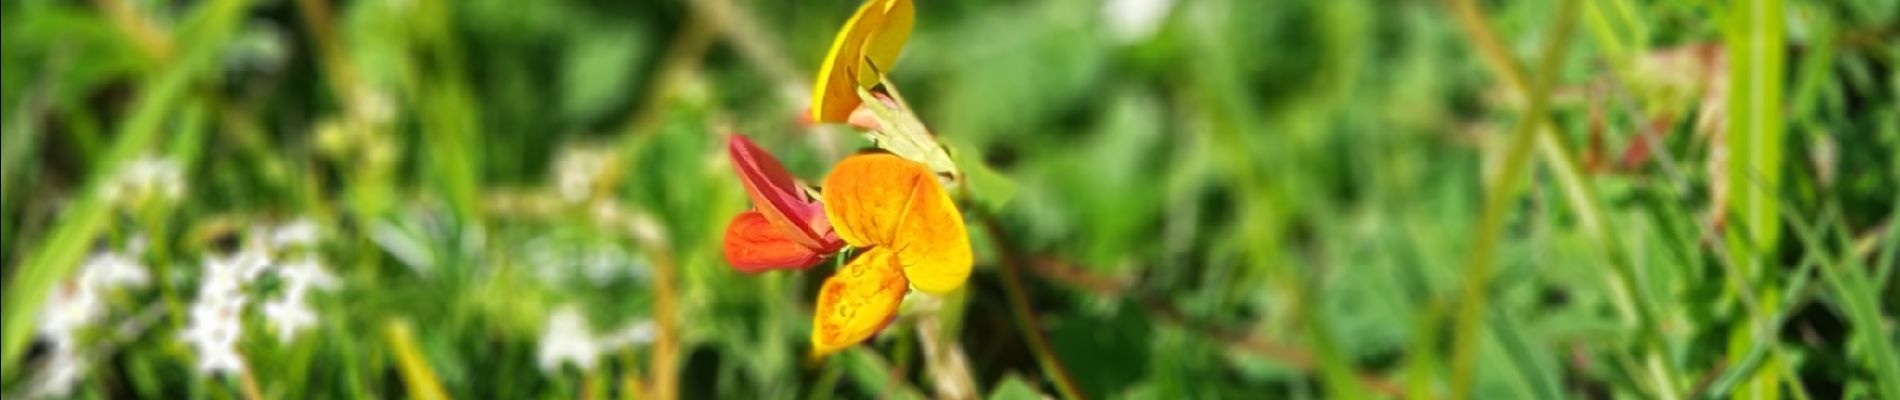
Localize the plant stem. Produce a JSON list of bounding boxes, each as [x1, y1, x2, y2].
[[383, 319, 450, 400], [1722, 0, 1789, 396], [1444, 0, 1689, 397], [980, 213, 1086, 400], [1445, 0, 1579, 398], [640, 245, 681, 400], [917, 313, 978, 399]]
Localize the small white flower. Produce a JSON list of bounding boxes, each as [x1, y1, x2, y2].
[[535, 305, 656, 374], [30, 340, 85, 397], [30, 245, 153, 396], [537, 306, 601, 372], [80, 251, 150, 289], [279, 255, 340, 291], [181, 255, 253, 375], [38, 249, 151, 338], [230, 237, 274, 282], [102, 155, 186, 205], [179, 296, 247, 375], [269, 218, 321, 249], [261, 295, 317, 344], [1102, 0, 1174, 44], [180, 299, 246, 374], [554, 146, 614, 204], [262, 256, 337, 343], [36, 283, 102, 346]]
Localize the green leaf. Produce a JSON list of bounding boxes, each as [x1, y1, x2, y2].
[[562, 28, 646, 121], [987, 374, 1047, 400], [946, 138, 1016, 212]]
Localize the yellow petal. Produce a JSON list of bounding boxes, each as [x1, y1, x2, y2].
[[856, 0, 912, 88], [810, 0, 914, 123], [822, 153, 972, 294], [810, 247, 908, 357]]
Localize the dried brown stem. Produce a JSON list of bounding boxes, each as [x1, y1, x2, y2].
[[978, 214, 1087, 400]]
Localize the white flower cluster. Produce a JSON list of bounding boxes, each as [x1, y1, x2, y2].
[[536, 305, 656, 372], [178, 219, 338, 376], [262, 255, 338, 343], [100, 155, 186, 206], [32, 241, 152, 397], [179, 248, 265, 375]]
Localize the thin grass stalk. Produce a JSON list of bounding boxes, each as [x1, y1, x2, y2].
[[1446, 0, 1579, 398]]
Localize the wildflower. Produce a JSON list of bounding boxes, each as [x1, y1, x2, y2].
[[536, 305, 656, 372], [268, 218, 321, 249], [553, 145, 616, 204], [721, 135, 844, 272], [537, 307, 599, 372], [233, 235, 275, 282], [180, 253, 255, 375], [810, 0, 914, 123], [38, 249, 151, 337], [810, 153, 971, 356], [727, 0, 971, 358], [31, 341, 85, 397], [259, 298, 317, 344], [261, 255, 337, 343], [719, 138, 971, 357], [31, 246, 152, 396], [35, 284, 102, 349], [100, 155, 185, 206]]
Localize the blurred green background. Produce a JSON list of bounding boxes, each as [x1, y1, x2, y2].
[[2, 0, 1897, 398]]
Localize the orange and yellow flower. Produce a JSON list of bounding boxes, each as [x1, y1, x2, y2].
[[719, 136, 971, 357], [724, 0, 968, 359], [810, 153, 971, 355]]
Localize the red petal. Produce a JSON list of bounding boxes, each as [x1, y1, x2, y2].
[[727, 134, 837, 251], [723, 211, 828, 273]]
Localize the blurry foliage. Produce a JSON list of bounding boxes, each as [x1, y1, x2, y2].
[[2, 0, 1898, 398]]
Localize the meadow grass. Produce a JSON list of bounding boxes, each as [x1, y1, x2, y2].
[[2, 0, 1896, 398]]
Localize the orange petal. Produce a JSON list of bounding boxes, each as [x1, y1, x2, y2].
[[821, 153, 972, 294], [810, 247, 908, 357], [810, 0, 914, 123], [722, 211, 827, 273]]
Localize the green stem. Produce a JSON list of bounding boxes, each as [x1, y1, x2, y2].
[[1723, 0, 1788, 396], [1782, 204, 1900, 399], [1446, 0, 1579, 398], [808, 355, 843, 400], [1446, 0, 1688, 396]]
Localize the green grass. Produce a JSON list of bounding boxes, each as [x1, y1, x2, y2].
[[2, 0, 1896, 398]]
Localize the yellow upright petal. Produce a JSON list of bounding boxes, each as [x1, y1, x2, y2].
[[856, 0, 912, 88], [810, 0, 914, 123], [822, 153, 972, 294], [810, 247, 908, 357]]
